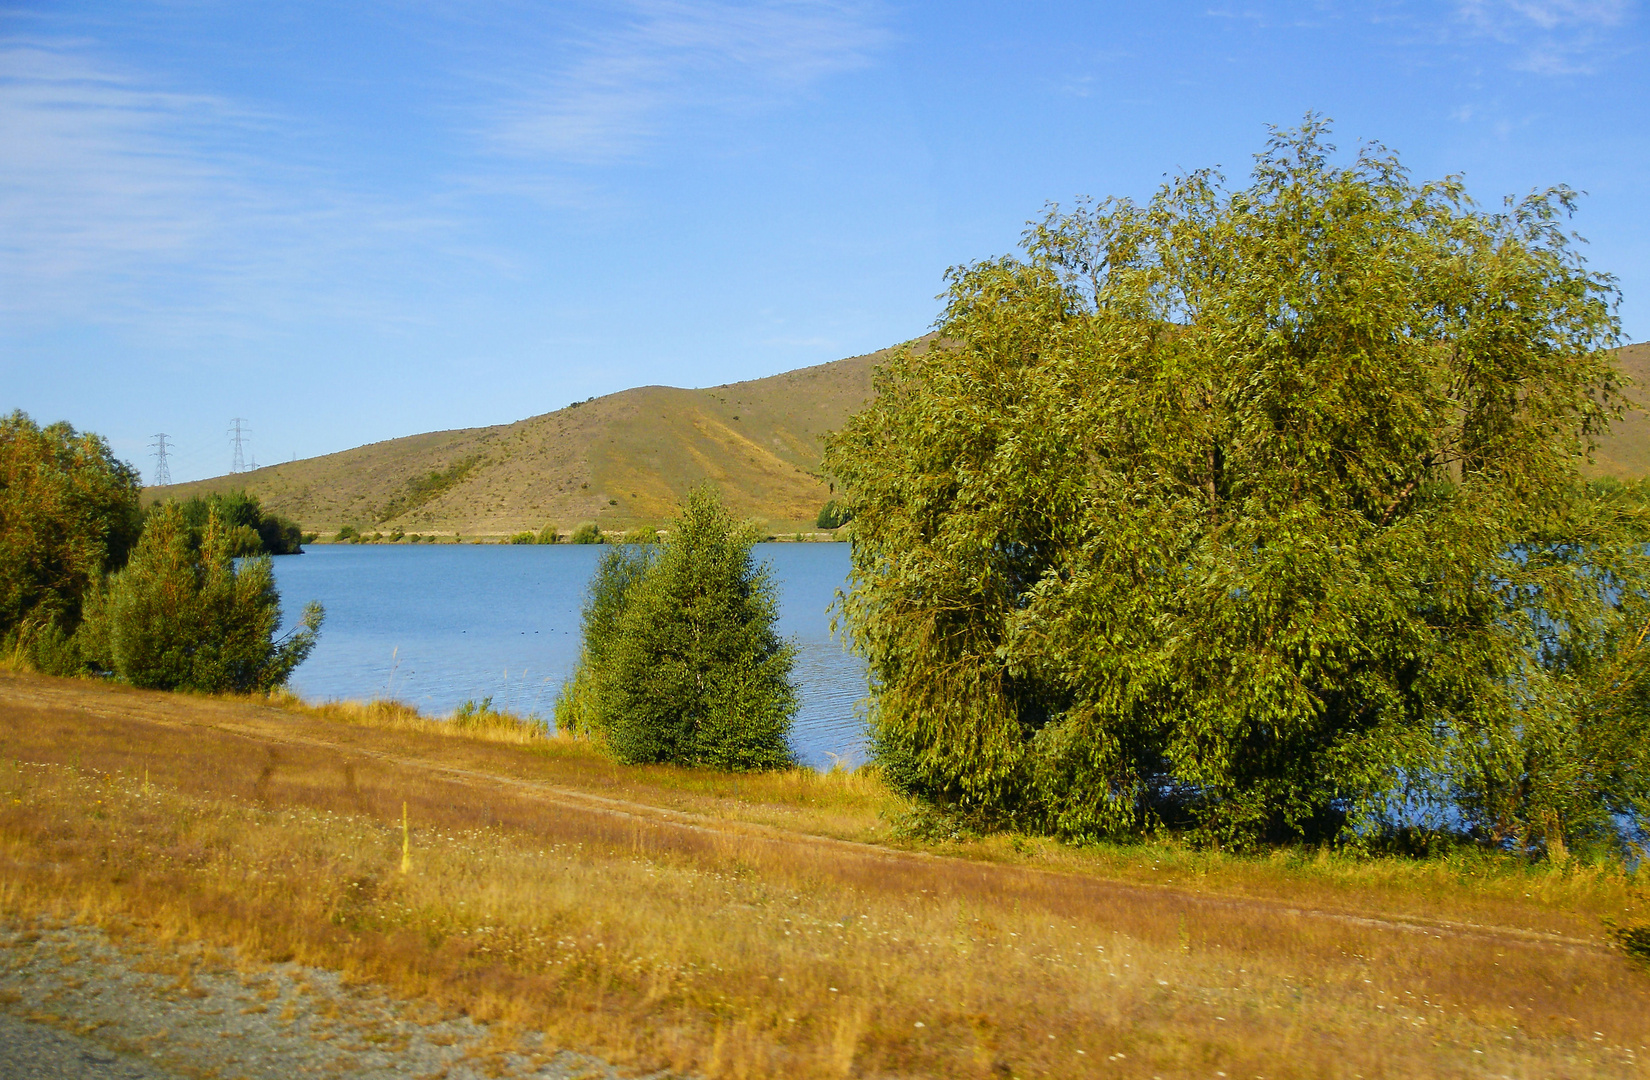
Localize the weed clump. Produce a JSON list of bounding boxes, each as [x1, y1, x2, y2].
[[452, 695, 548, 738]]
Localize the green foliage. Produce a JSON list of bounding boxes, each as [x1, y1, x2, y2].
[[537, 524, 561, 544], [816, 499, 854, 530], [1587, 477, 1650, 507], [824, 120, 1644, 850], [508, 531, 537, 545], [335, 525, 359, 543], [620, 526, 658, 545], [173, 489, 304, 555], [0, 411, 143, 656], [1612, 920, 1650, 970], [78, 503, 323, 693], [378, 456, 480, 523], [560, 487, 797, 770], [568, 522, 603, 545], [555, 544, 655, 737]]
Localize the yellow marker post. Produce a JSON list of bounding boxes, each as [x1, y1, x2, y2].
[[401, 800, 411, 874]]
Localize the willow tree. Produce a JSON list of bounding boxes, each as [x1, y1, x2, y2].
[[825, 120, 1647, 852], [0, 411, 142, 653]]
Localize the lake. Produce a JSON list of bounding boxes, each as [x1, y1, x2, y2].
[[270, 543, 870, 769]]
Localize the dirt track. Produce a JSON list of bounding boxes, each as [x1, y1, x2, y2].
[[0, 671, 1611, 958]]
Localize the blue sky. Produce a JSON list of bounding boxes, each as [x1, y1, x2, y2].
[[3, 1, 1646, 484]]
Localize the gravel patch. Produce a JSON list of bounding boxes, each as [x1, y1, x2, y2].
[[0, 919, 659, 1080]]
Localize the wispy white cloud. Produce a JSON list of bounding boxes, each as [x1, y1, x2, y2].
[[0, 39, 469, 334], [482, 1, 888, 165], [1455, 0, 1634, 73], [0, 41, 256, 302]]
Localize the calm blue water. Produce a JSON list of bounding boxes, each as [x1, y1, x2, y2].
[[270, 543, 869, 769]]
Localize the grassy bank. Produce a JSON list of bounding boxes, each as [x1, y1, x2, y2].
[[1, 670, 1647, 1078]]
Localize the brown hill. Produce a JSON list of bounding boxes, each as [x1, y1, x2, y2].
[[146, 339, 928, 537], [145, 339, 1650, 537], [1586, 342, 1650, 479]]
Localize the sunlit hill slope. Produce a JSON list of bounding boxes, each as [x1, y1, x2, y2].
[[146, 339, 1649, 538], [145, 341, 922, 537]]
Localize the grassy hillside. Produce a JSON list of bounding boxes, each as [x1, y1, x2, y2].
[[1588, 342, 1650, 479], [146, 338, 1648, 537], [147, 339, 928, 537]]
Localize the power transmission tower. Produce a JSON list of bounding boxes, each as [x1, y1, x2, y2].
[[228, 418, 249, 474], [149, 433, 173, 487]]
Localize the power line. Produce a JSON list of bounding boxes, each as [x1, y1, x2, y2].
[[149, 433, 172, 487], [228, 418, 249, 474]]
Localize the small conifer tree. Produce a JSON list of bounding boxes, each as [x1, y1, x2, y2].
[[554, 542, 654, 736], [79, 503, 323, 692], [559, 487, 797, 770]]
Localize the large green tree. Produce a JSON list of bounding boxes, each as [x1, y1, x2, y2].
[[824, 120, 1646, 851], [0, 411, 142, 647]]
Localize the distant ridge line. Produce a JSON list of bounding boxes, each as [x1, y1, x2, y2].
[[144, 338, 1648, 537]]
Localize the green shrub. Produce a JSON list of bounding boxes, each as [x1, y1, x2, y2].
[[508, 531, 537, 545], [568, 523, 603, 545], [173, 490, 304, 556], [580, 487, 796, 771], [335, 525, 359, 543], [1611, 919, 1650, 969], [262, 515, 304, 554], [537, 524, 561, 544], [815, 499, 853, 530], [555, 544, 655, 737], [620, 526, 658, 545], [79, 504, 323, 693]]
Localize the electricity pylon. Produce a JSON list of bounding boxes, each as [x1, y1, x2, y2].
[[229, 418, 249, 474], [149, 433, 172, 487]]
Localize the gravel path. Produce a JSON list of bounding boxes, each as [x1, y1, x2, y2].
[[0, 919, 653, 1080], [0, 1011, 185, 1080]]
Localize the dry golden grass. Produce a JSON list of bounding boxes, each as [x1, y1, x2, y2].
[[2, 668, 1648, 1079]]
